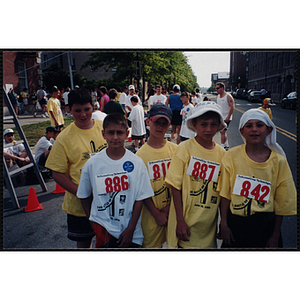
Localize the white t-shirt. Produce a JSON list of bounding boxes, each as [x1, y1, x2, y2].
[[3, 140, 25, 156], [128, 104, 146, 136], [180, 103, 196, 139], [92, 111, 107, 121], [62, 91, 69, 105], [119, 92, 127, 105], [34, 136, 55, 163], [125, 94, 142, 111], [77, 149, 154, 245], [149, 94, 167, 107]]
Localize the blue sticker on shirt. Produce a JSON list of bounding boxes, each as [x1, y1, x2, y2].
[[187, 108, 190, 112], [123, 161, 134, 173]]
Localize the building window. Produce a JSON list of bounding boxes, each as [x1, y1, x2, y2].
[[18, 61, 28, 91]]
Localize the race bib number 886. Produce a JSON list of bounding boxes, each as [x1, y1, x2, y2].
[[96, 172, 129, 194], [232, 175, 271, 203], [186, 156, 220, 182]]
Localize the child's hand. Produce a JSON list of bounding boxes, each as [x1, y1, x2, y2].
[[154, 211, 168, 227], [176, 220, 191, 241], [160, 205, 170, 216], [221, 223, 235, 246], [117, 227, 134, 248], [265, 235, 280, 248]]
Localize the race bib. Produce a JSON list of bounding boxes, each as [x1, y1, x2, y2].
[[57, 108, 62, 115], [147, 158, 172, 179], [96, 171, 129, 194], [186, 156, 220, 182], [232, 175, 271, 203]]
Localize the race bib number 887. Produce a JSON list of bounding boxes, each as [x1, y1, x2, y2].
[[186, 156, 220, 182], [232, 175, 271, 203]]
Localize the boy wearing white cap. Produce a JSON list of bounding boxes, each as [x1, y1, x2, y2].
[[136, 104, 177, 248], [218, 108, 296, 248], [165, 102, 227, 248]]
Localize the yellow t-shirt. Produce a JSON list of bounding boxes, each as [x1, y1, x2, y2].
[[165, 138, 226, 248], [258, 107, 273, 120], [47, 97, 64, 126], [45, 119, 107, 216], [136, 141, 177, 248], [218, 144, 296, 217]]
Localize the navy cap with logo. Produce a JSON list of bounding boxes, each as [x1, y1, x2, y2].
[[149, 103, 172, 125]]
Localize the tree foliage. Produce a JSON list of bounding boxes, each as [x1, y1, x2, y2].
[[81, 51, 199, 92]]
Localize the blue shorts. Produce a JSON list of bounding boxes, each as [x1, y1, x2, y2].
[[67, 214, 95, 242]]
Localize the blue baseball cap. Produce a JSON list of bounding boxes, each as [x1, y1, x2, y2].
[[149, 103, 172, 125]]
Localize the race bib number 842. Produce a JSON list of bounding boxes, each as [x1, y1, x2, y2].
[[186, 156, 220, 182], [232, 175, 271, 203]]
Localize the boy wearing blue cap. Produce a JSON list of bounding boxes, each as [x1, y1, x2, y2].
[[136, 104, 177, 248]]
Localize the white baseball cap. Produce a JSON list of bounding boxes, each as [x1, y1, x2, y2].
[[128, 85, 135, 90], [4, 128, 14, 136], [186, 101, 227, 133]]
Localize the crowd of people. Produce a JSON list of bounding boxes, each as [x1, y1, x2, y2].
[[4, 81, 296, 250]]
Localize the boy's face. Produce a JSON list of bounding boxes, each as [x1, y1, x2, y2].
[[102, 124, 129, 151], [192, 117, 220, 142], [70, 103, 93, 129], [147, 117, 170, 139], [180, 95, 189, 105], [4, 133, 14, 144], [240, 119, 272, 145], [52, 91, 60, 98]]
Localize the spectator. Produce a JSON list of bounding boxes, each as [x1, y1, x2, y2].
[[118, 86, 128, 109], [37, 85, 48, 118], [63, 87, 71, 117], [8, 88, 19, 117], [128, 96, 146, 152], [149, 85, 167, 109], [99, 86, 110, 112], [3, 129, 30, 168], [21, 88, 29, 114], [104, 88, 126, 116], [47, 86, 64, 131], [34, 126, 60, 169]]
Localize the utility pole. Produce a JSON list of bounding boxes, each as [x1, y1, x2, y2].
[[67, 52, 74, 90]]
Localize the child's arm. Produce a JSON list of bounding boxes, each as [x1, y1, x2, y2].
[[266, 215, 283, 248], [52, 171, 78, 196], [220, 197, 235, 246], [117, 199, 145, 247], [171, 186, 190, 241], [144, 198, 168, 226], [49, 110, 59, 127], [80, 194, 93, 219]]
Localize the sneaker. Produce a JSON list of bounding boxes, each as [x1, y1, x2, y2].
[[34, 113, 37, 117], [45, 112, 49, 117], [41, 114, 46, 118]]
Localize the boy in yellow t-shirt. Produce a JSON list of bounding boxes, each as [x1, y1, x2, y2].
[[218, 109, 296, 248], [165, 102, 227, 248], [136, 104, 177, 248], [257, 98, 274, 120], [47, 86, 64, 130], [45, 88, 107, 248]]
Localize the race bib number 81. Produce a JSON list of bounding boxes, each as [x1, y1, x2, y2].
[[148, 158, 171, 179], [232, 175, 271, 203], [96, 171, 129, 194], [186, 156, 220, 182]]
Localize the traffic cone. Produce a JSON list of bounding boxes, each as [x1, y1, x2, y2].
[[53, 183, 65, 194], [24, 187, 43, 212]]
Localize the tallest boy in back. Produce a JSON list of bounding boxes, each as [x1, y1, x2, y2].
[[165, 102, 226, 248], [46, 88, 107, 248]]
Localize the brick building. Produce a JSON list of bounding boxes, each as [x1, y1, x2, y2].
[[230, 51, 248, 90], [247, 51, 297, 102]]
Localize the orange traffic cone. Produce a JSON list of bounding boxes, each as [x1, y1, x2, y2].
[[53, 183, 65, 194], [24, 187, 43, 212]]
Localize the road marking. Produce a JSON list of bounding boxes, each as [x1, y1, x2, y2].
[[234, 108, 297, 141]]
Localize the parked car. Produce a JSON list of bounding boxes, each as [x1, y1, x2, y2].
[[246, 89, 253, 101], [281, 92, 297, 109], [248, 90, 261, 102]]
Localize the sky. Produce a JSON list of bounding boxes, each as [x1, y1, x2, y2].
[[184, 51, 230, 88]]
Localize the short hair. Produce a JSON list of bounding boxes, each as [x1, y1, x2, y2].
[[108, 88, 118, 100], [51, 86, 59, 93], [216, 82, 225, 89], [130, 96, 138, 103], [68, 88, 93, 109], [156, 85, 162, 89], [99, 86, 108, 94], [195, 88, 200, 93], [103, 113, 128, 130], [180, 91, 190, 98]]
